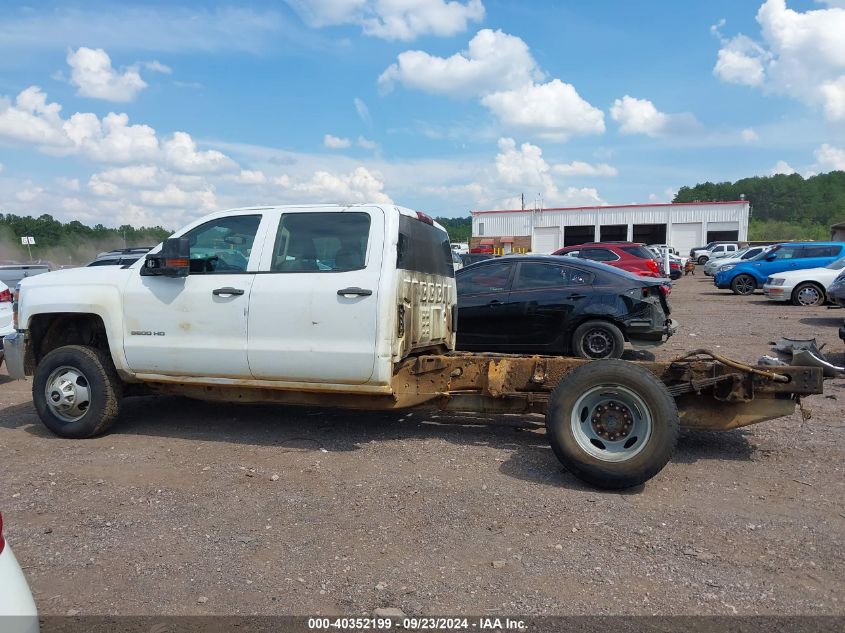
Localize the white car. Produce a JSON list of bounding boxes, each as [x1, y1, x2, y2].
[[703, 245, 772, 276], [0, 281, 15, 364], [763, 255, 845, 306], [0, 513, 39, 633]]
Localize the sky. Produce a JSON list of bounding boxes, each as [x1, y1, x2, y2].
[[1, 0, 845, 229]]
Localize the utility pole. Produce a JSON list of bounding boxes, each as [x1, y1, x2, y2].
[[521, 193, 524, 211]]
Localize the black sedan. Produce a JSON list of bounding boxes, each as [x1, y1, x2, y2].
[[456, 255, 674, 359]]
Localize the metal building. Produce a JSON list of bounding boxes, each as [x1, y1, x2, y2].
[[471, 201, 750, 255]]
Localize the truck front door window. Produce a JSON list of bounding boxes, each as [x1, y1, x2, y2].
[[183, 215, 261, 273], [271, 213, 371, 272]]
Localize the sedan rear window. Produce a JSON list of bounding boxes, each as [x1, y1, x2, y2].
[[621, 246, 655, 259]]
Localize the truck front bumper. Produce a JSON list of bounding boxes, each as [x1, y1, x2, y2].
[[2, 331, 26, 379]]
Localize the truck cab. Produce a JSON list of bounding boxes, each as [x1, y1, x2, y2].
[[8, 204, 456, 396]]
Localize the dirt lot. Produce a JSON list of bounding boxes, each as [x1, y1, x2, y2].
[[1, 275, 844, 617]]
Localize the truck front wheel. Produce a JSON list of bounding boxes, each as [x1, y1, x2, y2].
[[32, 345, 122, 438], [546, 360, 679, 489]]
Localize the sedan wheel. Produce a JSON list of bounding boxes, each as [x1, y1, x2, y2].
[[572, 320, 625, 360], [792, 283, 824, 307], [731, 274, 756, 295]]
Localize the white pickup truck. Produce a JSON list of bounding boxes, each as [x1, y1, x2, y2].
[[3, 204, 824, 489]]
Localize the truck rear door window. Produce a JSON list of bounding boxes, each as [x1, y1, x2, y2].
[[271, 212, 371, 272]]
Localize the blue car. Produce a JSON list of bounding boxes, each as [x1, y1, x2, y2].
[[713, 242, 845, 295]]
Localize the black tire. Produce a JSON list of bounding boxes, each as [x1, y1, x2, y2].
[[32, 345, 122, 438], [730, 274, 756, 295], [697, 255, 708, 265], [669, 270, 681, 280], [545, 359, 679, 489], [791, 282, 825, 307], [571, 320, 625, 360]]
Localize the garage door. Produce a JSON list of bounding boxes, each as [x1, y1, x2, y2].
[[533, 227, 560, 254], [671, 222, 702, 257]]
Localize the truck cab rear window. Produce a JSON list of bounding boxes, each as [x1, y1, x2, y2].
[[396, 215, 454, 278], [271, 212, 371, 273]]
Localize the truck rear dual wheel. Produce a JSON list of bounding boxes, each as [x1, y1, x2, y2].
[[32, 345, 122, 439], [545, 360, 679, 489]]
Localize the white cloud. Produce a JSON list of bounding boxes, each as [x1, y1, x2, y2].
[[770, 159, 796, 175], [379, 29, 541, 98], [610, 95, 699, 137], [741, 127, 759, 142], [713, 1, 845, 121], [0, 86, 240, 178], [353, 97, 372, 127], [815, 143, 845, 170], [493, 137, 605, 207], [275, 166, 392, 203], [163, 132, 238, 173], [234, 169, 267, 184], [713, 34, 769, 86], [139, 183, 217, 211], [380, 29, 604, 142], [552, 161, 618, 177], [92, 164, 161, 187], [357, 136, 378, 150], [142, 60, 172, 74], [55, 176, 80, 191], [16, 185, 44, 202], [67, 47, 147, 102], [481, 79, 605, 141], [287, 0, 485, 41], [324, 133, 352, 149]]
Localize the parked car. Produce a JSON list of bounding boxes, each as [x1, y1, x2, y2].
[[451, 250, 463, 272], [0, 281, 13, 364], [450, 242, 469, 254], [690, 241, 739, 264], [0, 513, 39, 633], [703, 245, 772, 276], [828, 269, 845, 308], [646, 246, 684, 279], [87, 247, 152, 267], [691, 242, 741, 265], [713, 242, 845, 295], [0, 264, 50, 288], [460, 252, 494, 267], [762, 255, 845, 306], [455, 255, 674, 359], [553, 242, 663, 278]]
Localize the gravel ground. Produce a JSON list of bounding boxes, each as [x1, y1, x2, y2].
[[1, 275, 843, 616]]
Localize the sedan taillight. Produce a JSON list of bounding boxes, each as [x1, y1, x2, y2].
[[0, 288, 11, 302], [646, 259, 660, 275]]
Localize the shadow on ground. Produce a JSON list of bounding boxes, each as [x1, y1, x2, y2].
[[0, 394, 761, 493]]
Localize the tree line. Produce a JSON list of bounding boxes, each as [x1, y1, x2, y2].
[[0, 213, 170, 265], [674, 171, 845, 240]]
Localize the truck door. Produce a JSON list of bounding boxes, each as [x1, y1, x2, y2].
[[122, 213, 267, 377], [247, 207, 383, 384]]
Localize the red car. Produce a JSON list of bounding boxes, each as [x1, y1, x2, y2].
[[553, 242, 663, 278]]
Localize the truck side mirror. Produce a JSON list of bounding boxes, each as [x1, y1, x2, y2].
[[140, 238, 190, 277]]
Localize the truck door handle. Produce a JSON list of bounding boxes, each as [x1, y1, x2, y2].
[[212, 287, 245, 296], [337, 287, 373, 296], [567, 293, 586, 300], [488, 299, 503, 306]]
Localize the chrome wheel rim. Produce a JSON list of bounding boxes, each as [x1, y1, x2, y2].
[[796, 286, 821, 306], [44, 366, 91, 423], [581, 327, 615, 359], [735, 276, 754, 294], [570, 385, 653, 462]]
